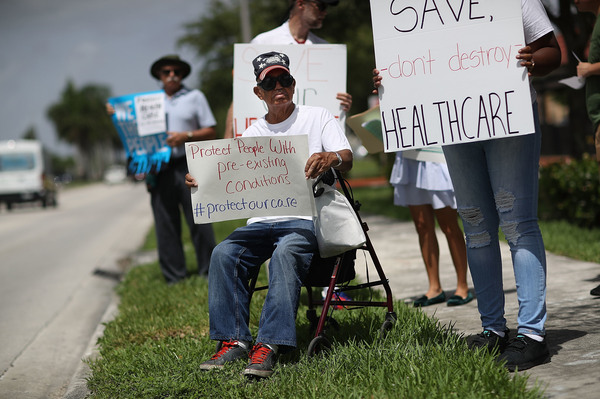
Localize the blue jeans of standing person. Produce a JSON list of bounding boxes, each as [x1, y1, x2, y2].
[[208, 219, 317, 348], [442, 104, 547, 337]]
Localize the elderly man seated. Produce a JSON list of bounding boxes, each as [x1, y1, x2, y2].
[[186, 51, 352, 378]]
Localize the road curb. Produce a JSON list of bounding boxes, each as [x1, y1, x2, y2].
[[62, 295, 120, 399]]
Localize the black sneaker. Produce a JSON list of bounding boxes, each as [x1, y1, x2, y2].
[[243, 343, 279, 379], [498, 334, 549, 371], [466, 329, 509, 354], [199, 340, 249, 370]]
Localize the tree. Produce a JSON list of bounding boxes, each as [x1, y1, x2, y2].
[[22, 125, 37, 140], [178, 0, 376, 137], [46, 80, 117, 178]]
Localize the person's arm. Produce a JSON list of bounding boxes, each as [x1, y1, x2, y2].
[[304, 149, 352, 179], [516, 31, 561, 77], [577, 62, 600, 78], [224, 102, 235, 138]]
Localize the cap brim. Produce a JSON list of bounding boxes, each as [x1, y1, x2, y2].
[[258, 65, 290, 81]]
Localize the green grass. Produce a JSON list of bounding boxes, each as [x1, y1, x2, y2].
[[87, 254, 542, 398], [538, 220, 600, 264], [86, 213, 548, 398], [87, 158, 600, 398]]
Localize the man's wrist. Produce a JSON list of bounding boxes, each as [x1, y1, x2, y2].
[[333, 152, 343, 168], [186, 131, 193, 140]]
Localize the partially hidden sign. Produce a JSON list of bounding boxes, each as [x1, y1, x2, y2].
[[232, 44, 347, 138], [369, 0, 534, 153], [108, 91, 171, 174], [185, 136, 314, 224]]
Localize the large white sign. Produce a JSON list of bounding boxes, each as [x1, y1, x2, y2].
[[185, 136, 314, 224], [370, 0, 534, 152], [232, 44, 347, 137]]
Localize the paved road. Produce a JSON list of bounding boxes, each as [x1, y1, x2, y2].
[[359, 215, 600, 399], [0, 182, 153, 399]]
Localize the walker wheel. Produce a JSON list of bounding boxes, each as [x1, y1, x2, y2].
[[307, 335, 331, 357], [380, 320, 394, 339]]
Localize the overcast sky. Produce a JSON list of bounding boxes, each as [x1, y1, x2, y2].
[[0, 0, 210, 155]]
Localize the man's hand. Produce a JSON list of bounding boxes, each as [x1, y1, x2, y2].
[[336, 92, 352, 112], [166, 131, 189, 148], [304, 149, 352, 179], [185, 173, 197, 188], [577, 62, 593, 78]]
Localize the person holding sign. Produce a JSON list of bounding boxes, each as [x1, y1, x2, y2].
[[224, 0, 352, 138], [108, 55, 218, 284], [575, 0, 600, 174], [574, 0, 600, 297], [190, 51, 352, 378], [373, 0, 561, 371]]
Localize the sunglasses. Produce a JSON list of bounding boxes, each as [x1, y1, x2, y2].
[[161, 68, 183, 76], [257, 73, 295, 91], [306, 0, 327, 12]]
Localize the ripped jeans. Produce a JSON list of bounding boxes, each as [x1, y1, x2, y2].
[[442, 104, 547, 336]]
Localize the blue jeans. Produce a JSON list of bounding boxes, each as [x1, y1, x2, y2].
[[442, 104, 547, 337], [208, 219, 317, 348]]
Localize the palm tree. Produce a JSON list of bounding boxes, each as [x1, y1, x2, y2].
[[47, 80, 117, 179]]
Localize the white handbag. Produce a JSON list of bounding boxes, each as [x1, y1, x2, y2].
[[313, 180, 367, 258]]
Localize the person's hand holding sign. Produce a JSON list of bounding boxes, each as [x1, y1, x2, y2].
[[516, 32, 560, 77], [185, 173, 197, 188], [372, 68, 383, 94]]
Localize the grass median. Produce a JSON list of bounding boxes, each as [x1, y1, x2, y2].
[[85, 186, 555, 398]]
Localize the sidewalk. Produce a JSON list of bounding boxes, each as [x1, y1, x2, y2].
[[359, 214, 600, 399]]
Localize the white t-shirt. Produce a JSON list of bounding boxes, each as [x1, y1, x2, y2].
[[242, 105, 351, 224], [522, 0, 555, 103], [250, 21, 328, 45], [522, 0, 554, 45]]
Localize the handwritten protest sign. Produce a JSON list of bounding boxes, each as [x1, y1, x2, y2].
[[108, 91, 171, 174], [185, 136, 314, 224], [370, 0, 534, 153], [232, 44, 346, 137]]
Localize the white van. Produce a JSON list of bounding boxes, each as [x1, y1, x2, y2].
[[0, 140, 57, 210]]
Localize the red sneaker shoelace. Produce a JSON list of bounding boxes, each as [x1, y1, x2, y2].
[[211, 341, 238, 360], [249, 344, 272, 364]]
